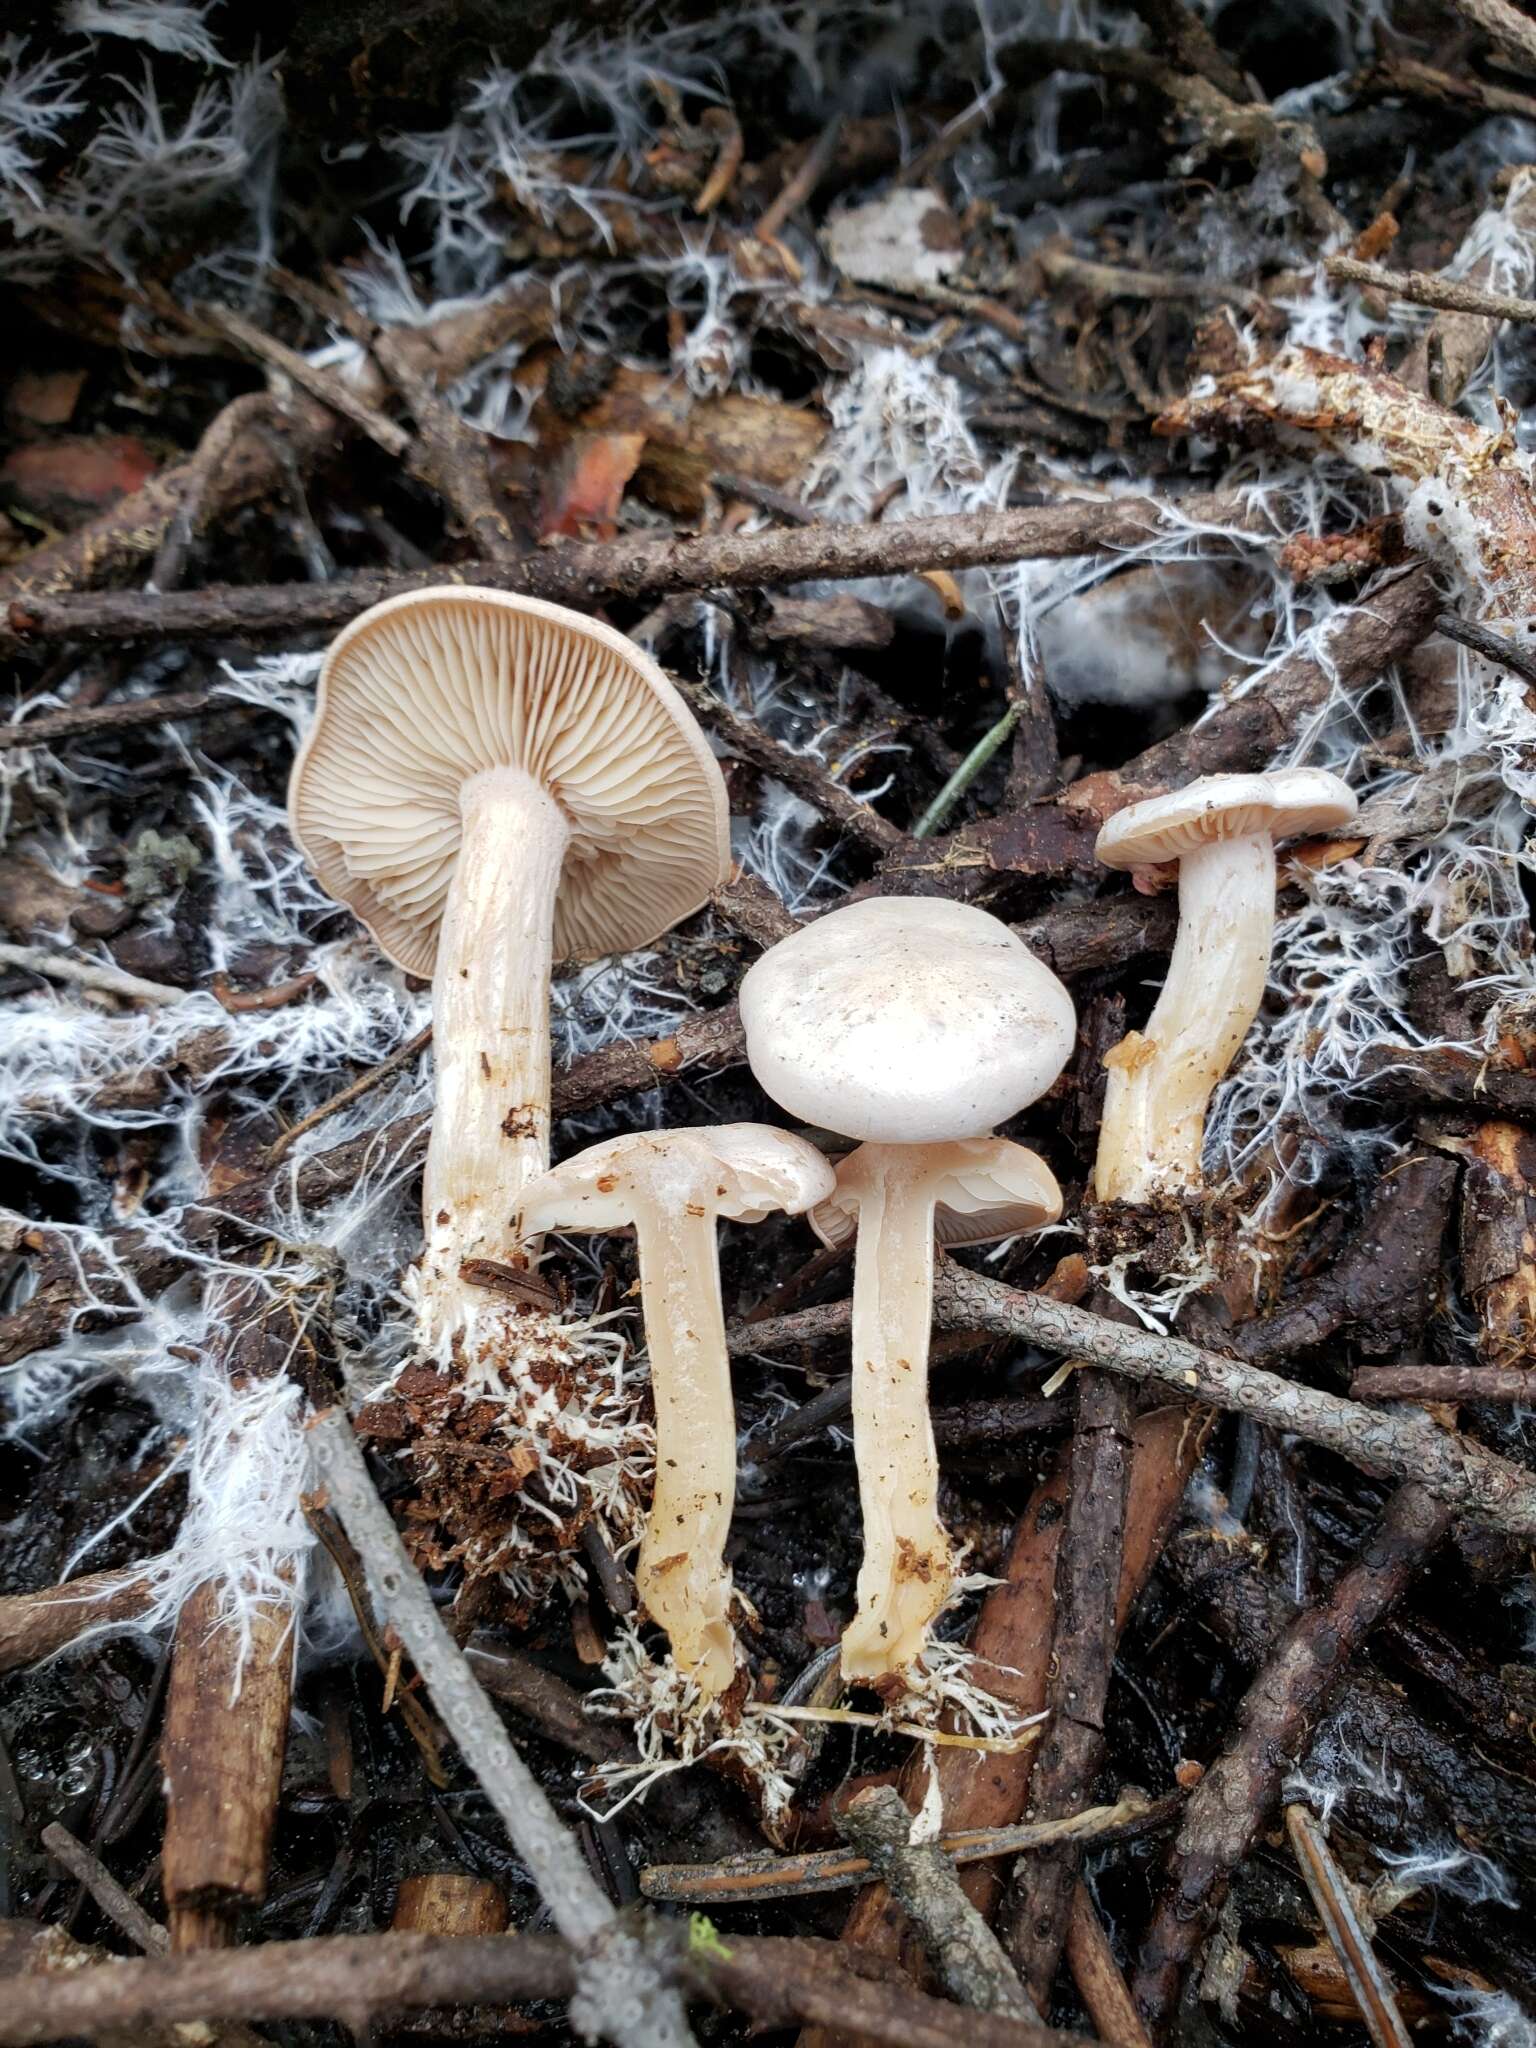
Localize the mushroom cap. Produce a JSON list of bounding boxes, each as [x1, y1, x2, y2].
[[739, 896, 1076, 1144], [810, 1138, 1062, 1251], [517, 1124, 836, 1236], [1095, 768, 1357, 870], [289, 587, 731, 976]]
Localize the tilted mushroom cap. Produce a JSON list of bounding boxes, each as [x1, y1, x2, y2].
[[810, 1138, 1063, 1250], [1096, 768, 1357, 870], [740, 896, 1076, 1145], [517, 1125, 835, 1236], [289, 587, 730, 975]]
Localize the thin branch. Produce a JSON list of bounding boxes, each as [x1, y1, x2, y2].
[[930, 1262, 1536, 1536], [0, 1929, 1095, 2048], [1284, 1804, 1413, 2048], [0, 941, 186, 1007], [307, 1409, 696, 2048], [1327, 252, 1536, 326], [674, 676, 905, 853], [195, 302, 412, 458], [0, 688, 228, 751], [40, 1822, 169, 1955], [1351, 1364, 1536, 1403], [7, 488, 1264, 645], [1432, 606, 1536, 689], [639, 1793, 1181, 1904], [839, 1786, 1039, 2021], [264, 1024, 432, 1166], [1004, 1369, 1132, 2003]]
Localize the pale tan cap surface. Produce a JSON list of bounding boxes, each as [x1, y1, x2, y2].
[[740, 896, 1076, 1145], [289, 587, 731, 976], [517, 1125, 835, 1234], [1096, 768, 1357, 870], [810, 1137, 1063, 1250]]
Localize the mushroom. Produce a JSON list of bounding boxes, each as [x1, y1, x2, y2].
[[739, 896, 1075, 1685], [1092, 768, 1357, 1205], [515, 1124, 835, 1697], [809, 1136, 1062, 1683], [289, 588, 730, 1352]]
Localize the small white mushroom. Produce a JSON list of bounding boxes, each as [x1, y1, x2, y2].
[[740, 896, 1074, 1686], [288, 588, 730, 1352], [515, 1125, 835, 1698], [1093, 768, 1358, 1204]]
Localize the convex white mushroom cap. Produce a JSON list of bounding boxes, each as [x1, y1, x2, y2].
[[739, 897, 1076, 1144], [289, 586, 731, 975], [810, 1138, 1063, 1251], [1096, 768, 1358, 870]]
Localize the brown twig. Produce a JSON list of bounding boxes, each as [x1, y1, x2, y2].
[[6, 488, 1264, 645], [1434, 607, 1536, 689], [1446, 0, 1536, 77], [1125, 0, 1251, 100], [1326, 251, 1536, 326], [40, 1822, 169, 1955], [372, 329, 517, 561], [1351, 1364, 1536, 1402], [264, 1024, 432, 1166], [838, 1786, 1039, 2021], [1065, 1886, 1152, 2048], [195, 302, 412, 458], [0, 688, 226, 751], [639, 1794, 1180, 1906], [675, 676, 905, 853], [0, 1566, 153, 1673], [0, 1927, 1096, 2048], [1037, 241, 1276, 324], [1002, 1368, 1133, 2005], [930, 1262, 1536, 1534], [1283, 1803, 1413, 2048], [1131, 1484, 1452, 2035], [150, 393, 274, 594]]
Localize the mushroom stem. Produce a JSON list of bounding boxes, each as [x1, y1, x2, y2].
[[840, 1154, 953, 1685], [631, 1205, 739, 1697], [421, 765, 570, 1339], [1095, 832, 1275, 1203]]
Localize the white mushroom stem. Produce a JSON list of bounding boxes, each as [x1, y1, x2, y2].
[[837, 1150, 953, 1686], [421, 764, 570, 1341], [1095, 831, 1275, 1204], [630, 1203, 739, 1699]]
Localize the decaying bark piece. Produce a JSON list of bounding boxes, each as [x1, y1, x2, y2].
[[1130, 1483, 1452, 2036], [161, 1583, 294, 1950], [1459, 1120, 1536, 1365], [1163, 344, 1536, 618]]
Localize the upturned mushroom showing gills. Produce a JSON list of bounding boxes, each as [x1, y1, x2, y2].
[[515, 1125, 835, 1698], [289, 588, 730, 1356], [739, 897, 1075, 1685], [810, 1138, 1061, 1683], [1092, 768, 1357, 1205]]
